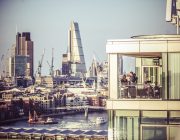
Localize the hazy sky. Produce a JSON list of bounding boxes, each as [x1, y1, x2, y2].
[[0, 0, 176, 75]]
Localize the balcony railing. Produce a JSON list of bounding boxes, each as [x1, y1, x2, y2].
[[119, 83, 162, 99]]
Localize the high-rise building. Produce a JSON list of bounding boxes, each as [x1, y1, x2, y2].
[[66, 21, 86, 76], [15, 32, 34, 77]]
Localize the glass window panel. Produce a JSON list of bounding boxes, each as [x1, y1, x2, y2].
[[162, 53, 168, 99], [142, 126, 167, 140], [170, 111, 180, 124], [142, 111, 167, 124], [111, 110, 140, 140], [168, 53, 180, 99]]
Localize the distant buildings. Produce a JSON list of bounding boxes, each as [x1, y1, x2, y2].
[[62, 21, 86, 76]]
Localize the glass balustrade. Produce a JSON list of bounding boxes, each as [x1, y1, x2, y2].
[[119, 83, 162, 99]]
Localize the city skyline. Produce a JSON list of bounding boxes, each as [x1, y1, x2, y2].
[[0, 0, 177, 75]]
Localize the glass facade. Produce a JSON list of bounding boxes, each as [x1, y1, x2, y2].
[[168, 53, 180, 99], [162, 53, 180, 100], [14, 55, 28, 76], [109, 110, 180, 140], [68, 21, 86, 75], [108, 110, 139, 140], [142, 126, 167, 140]]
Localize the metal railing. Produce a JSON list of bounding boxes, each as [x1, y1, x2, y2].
[[119, 83, 162, 99]]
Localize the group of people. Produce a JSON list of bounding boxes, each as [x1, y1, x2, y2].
[[143, 81, 160, 98], [121, 71, 138, 85], [120, 72, 160, 98]]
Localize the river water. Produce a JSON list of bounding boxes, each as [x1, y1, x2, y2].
[[2, 111, 108, 130]]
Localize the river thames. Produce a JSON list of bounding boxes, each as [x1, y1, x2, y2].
[[1, 111, 108, 130]]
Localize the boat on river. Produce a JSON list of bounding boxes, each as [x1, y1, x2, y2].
[[28, 111, 58, 124], [44, 117, 58, 124], [96, 117, 107, 124]]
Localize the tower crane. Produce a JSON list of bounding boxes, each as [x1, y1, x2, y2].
[[37, 49, 45, 77], [47, 48, 54, 77]]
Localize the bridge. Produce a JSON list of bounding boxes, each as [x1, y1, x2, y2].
[[49, 105, 106, 110], [48, 105, 106, 117]]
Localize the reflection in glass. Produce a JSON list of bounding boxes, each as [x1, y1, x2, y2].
[[109, 110, 139, 140], [142, 126, 166, 140]]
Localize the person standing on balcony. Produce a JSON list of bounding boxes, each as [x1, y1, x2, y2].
[[129, 72, 138, 84], [121, 74, 128, 85], [144, 81, 153, 98]]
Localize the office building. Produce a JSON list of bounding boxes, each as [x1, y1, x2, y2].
[[10, 55, 28, 77], [15, 32, 34, 77], [64, 21, 86, 76], [106, 35, 180, 140]]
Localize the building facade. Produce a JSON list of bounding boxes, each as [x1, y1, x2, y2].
[[106, 35, 180, 140], [62, 54, 70, 75], [62, 21, 86, 76], [15, 32, 34, 77], [14, 55, 28, 77]]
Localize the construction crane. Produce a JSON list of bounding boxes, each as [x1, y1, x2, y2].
[[47, 48, 54, 77], [37, 49, 45, 77]]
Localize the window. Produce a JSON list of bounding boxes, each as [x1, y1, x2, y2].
[[113, 110, 139, 140], [141, 111, 167, 124], [169, 111, 180, 124], [142, 126, 167, 140]]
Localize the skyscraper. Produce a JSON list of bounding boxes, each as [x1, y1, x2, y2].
[[13, 32, 34, 77], [67, 21, 86, 76]]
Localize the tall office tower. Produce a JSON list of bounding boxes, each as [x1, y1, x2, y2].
[[15, 32, 34, 77], [67, 21, 86, 76]]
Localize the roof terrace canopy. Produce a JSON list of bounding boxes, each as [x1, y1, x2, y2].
[[106, 35, 180, 57]]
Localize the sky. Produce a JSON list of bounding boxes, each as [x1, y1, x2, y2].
[[0, 0, 176, 75]]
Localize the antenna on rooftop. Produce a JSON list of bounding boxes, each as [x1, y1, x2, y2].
[[16, 25, 18, 33]]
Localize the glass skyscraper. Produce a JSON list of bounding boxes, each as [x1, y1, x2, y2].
[[15, 32, 34, 77], [67, 21, 86, 76]]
